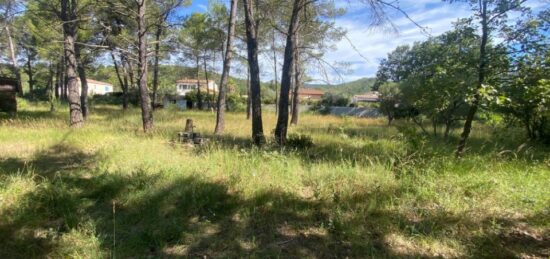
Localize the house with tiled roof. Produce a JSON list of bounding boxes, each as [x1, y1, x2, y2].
[[293, 88, 325, 100], [175, 78, 218, 96]]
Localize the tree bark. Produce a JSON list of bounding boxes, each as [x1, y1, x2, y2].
[[47, 62, 56, 112], [5, 25, 22, 94], [275, 0, 303, 144], [272, 29, 279, 115], [26, 52, 34, 97], [121, 54, 131, 109], [290, 36, 301, 126], [152, 25, 162, 109], [203, 55, 211, 108], [55, 58, 61, 99], [243, 0, 265, 145], [111, 51, 128, 109], [456, 0, 488, 157], [61, 0, 83, 127], [137, 0, 153, 132], [75, 45, 89, 119], [214, 0, 238, 135], [246, 67, 251, 120], [196, 56, 203, 110]]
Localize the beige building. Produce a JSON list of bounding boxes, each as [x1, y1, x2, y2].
[[57, 78, 114, 96], [176, 78, 218, 96]]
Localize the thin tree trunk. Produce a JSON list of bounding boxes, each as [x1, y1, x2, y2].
[[5, 25, 22, 94], [203, 55, 211, 108], [243, 0, 265, 145], [214, 0, 237, 134], [48, 62, 56, 112], [137, 0, 153, 132], [111, 51, 128, 109], [152, 25, 162, 109], [275, 0, 303, 144], [456, 0, 488, 157], [55, 58, 61, 99], [196, 56, 203, 110], [290, 36, 301, 125], [26, 53, 34, 98], [272, 29, 279, 115], [121, 54, 131, 108], [75, 45, 89, 119], [61, 0, 83, 127], [444, 120, 452, 139], [127, 58, 135, 90]]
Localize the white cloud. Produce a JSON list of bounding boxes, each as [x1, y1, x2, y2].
[[315, 0, 472, 83]]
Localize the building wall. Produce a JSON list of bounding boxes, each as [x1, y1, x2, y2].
[[57, 81, 114, 96], [176, 82, 218, 96]]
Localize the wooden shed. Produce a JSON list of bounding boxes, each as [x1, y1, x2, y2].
[[0, 77, 18, 116]]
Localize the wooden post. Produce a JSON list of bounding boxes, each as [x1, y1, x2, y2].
[[185, 119, 194, 132]]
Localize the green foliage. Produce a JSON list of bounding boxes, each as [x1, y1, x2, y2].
[[375, 21, 507, 136], [312, 93, 350, 114], [226, 93, 246, 112]]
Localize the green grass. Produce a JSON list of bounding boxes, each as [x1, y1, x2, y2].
[[1, 102, 549, 258]]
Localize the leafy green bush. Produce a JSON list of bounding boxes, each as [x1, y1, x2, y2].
[[226, 94, 246, 112]]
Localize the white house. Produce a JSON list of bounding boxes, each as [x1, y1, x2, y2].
[[84, 79, 114, 95], [57, 78, 114, 96], [176, 78, 218, 96]]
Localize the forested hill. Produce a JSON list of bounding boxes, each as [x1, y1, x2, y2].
[[307, 77, 376, 96]]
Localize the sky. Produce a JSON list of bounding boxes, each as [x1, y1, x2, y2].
[[176, 0, 549, 84]]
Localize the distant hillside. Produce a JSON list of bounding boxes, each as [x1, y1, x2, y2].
[[307, 77, 376, 96]]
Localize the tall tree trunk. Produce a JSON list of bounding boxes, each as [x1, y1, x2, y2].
[[48, 62, 56, 112], [111, 51, 128, 109], [75, 45, 89, 119], [456, 0, 488, 157], [246, 67, 251, 120], [121, 55, 131, 108], [214, 0, 237, 134], [26, 52, 34, 98], [274, 0, 303, 144], [5, 25, 22, 94], [243, 0, 264, 145], [444, 120, 452, 139], [196, 56, 203, 110], [55, 58, 61, 99], [290, 37, 301, 126], [137, 0, 153, 132], [61, 0, 83, 127], [272, 30, 279, 115], [127, 57, 135, 90], [152, 25, 162, 109], [203, 55, 211, 108]]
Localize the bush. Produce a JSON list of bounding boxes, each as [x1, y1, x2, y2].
[[286, 134, 314, 149], [311, 93, 350, 114], [226, 94, 246, 112]]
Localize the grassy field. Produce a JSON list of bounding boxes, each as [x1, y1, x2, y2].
[[1, 102, 549, 258]]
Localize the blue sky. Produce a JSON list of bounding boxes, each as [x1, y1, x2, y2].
[[175, 0, 549, 83]]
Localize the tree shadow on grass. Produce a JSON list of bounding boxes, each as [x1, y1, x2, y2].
[[1, 143, 548, 258]]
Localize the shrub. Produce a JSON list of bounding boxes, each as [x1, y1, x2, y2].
[[286, 134, 314, 149]]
